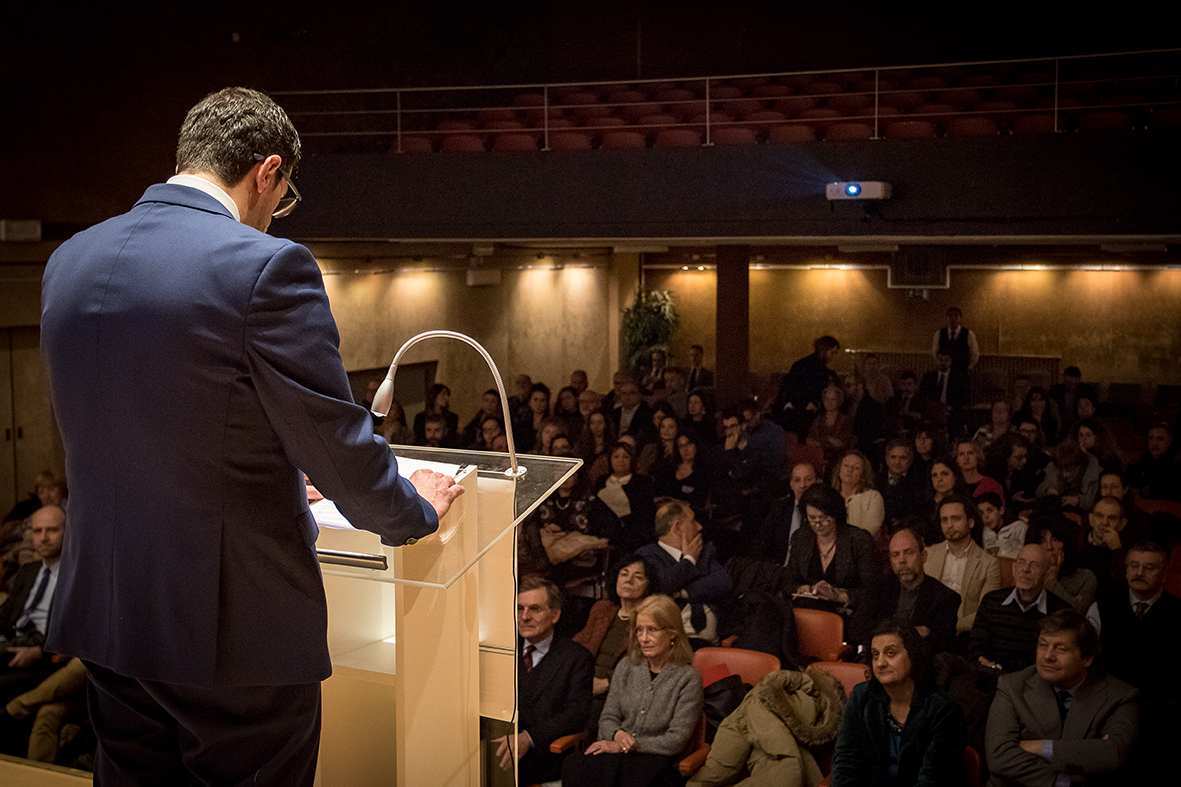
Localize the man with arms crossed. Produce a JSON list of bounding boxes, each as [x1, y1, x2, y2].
[[40, 88, 462, 785], [985, 609, 1138, 786]]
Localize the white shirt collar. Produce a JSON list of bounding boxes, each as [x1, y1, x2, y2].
[[167, 174, 241, 222], [1003, 587, 1048, 614], [524, 632, 553, 665], [1128, 588, 1163, 610]]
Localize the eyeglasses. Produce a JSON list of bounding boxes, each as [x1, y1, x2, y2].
[[253, 154, 302, 218], [807, 514, 835, 526]]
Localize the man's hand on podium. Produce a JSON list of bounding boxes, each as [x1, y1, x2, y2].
[[409, 468, 465, 522]]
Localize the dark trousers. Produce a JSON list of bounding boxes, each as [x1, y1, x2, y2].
[[85, 661, 320, 787]]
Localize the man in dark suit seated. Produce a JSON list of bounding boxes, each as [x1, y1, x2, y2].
[[1089, 541, 1179, 779], [0, 504, 66, 706], [496, 577, 593, 784], [985, 609, 1138, 786], [880, 439, 925, 529], [848, 527, 961, 659], [637, 498, 732, 644], [748, 462, 818, 566]]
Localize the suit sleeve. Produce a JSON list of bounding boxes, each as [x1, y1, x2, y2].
[[985, 676, 1057, 787], [524, 642, 594, 749], [244, 244, 438, 545], [1050, 686, 1138, 775], [925, 585, 962, 657], [962, 557, 1003, 632]]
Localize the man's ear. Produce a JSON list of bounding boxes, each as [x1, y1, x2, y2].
[[252, 154, 283, 194]]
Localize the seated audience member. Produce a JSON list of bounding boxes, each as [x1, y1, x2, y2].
[[659, 367, 689, 419], [808, 384, 854, 469], [637, 499, 732, 645], [637, 411, 680, 477], [860, 353, 893, 405], [553, 385, 585, 439], [832, 450, 885, 538], [832, 619, 967, 787], [1036, 439, 1100, 511], [749, 462, 818, 566], [419, 413, 450, 448], [1, 656, 88, 763], [848, 528, 961, 659], [471, 415, 504, 451], [1126, 422, 1181, 501], [1069, 417, 1122, 476], [739, 399, 786, 483], [785, 484, 881, 618], [922, 458, 967, 546], [562, 595, 704, 787], [1049, 366, 1097, 438], [513, 382, 552, 453], [589, 442, 656, 555], [880, 439, 925, 533], [972, 399, 1012, 452], [1079, 496, 1148, 596], [535, 415, 568, 456], [2, 470, 62, 531], [569, 369, 589, 396], [954, 440, 1003, 499], [379, 398, 415, 446], [574, 554, 660, 727], [550, 434, 574, 457], [682, 391, 718, 447], [1008, 375, 1033, 424], [984, 610, 1138, 787], [459, 388, 501, 448], [1014, 386, 1058, 449], [927, 495, 1002, 637], [641, 348, 669, 395], [711, 407, 778, 534], [970, 544, 1072, 675], [886, 371, 924, 436], [842, 373, 886, 455], [1089, 541, 1179, 777], [689, 667, 843, 787], [576, 409, 617, 488], [1025, 516, 1097, 614], [1013, 417, 1052, 474], [577, 387, 601, 419], [610, 378, 654, 441], [412, 383, 459, 447], [985, 433, 1041, 512], [0, 505, 66, 707], [977, 491, 1027, 559], [528, 467, 606, 582], [506, 373, 534, 423], [496, 578, 593, 785], [910, 427, 937, 483], [652, 431, 712, 516]]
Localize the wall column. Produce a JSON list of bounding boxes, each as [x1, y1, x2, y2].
[[714, 245, 749, 410]]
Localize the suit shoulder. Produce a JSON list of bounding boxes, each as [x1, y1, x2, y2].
[[551, 635, 593, 663]]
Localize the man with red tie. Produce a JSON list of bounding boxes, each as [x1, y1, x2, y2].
[[496, 577, 593, 784]]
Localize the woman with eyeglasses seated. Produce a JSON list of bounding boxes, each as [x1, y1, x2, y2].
[[784, 484, 881, 617], [562, 594, 704, 787], [831, 619, 968, 787]]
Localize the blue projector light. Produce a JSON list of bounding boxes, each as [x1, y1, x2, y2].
[[826, 181, 892, 200]]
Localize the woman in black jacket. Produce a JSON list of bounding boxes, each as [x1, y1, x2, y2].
[[832, 619, 968, 787]]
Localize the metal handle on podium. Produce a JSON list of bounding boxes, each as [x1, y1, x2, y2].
[[317, 548, 389, 570], [369, 330, 526, 479]]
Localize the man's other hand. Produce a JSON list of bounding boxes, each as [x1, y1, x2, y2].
[[409, 468, 465, 521], [7, 646, 43, 669]]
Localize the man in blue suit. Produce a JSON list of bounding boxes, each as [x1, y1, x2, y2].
[[40, 87, 463, 785]]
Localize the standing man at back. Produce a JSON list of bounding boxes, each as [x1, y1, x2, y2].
[[40, 87, 462, 785]]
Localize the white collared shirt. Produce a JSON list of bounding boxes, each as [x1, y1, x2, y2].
[[524, 632, 553, 668], [1002, 587, 1048, 614], [658, 539, 696, 566], [167, 174, 241, 222], [16, 562, 60, 635]]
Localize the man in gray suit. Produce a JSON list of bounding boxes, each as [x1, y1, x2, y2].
[[985, 609, 1138, 786]]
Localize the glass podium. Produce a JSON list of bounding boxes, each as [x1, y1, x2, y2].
[[313, 446, 580, 787]]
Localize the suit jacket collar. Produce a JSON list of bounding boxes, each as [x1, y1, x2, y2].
[[136, 183, 238, 221], [1023, 667, 1108, 739]]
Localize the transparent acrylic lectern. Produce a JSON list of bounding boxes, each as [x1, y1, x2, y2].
[[313, 445, 580, 787]]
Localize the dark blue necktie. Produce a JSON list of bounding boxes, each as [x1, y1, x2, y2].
[[1055, 690, 1071, 723]]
